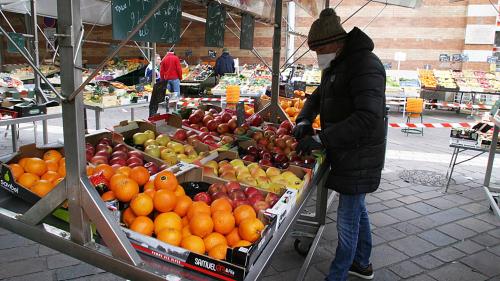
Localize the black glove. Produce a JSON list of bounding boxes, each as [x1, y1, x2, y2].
[[296, 135, 322, 155], [292, 121, 314, 139]]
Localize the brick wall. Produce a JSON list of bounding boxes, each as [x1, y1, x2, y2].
[[0, 0, 497, 71]]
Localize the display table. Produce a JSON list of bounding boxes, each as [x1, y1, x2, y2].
[[84, 102, 149, 130], [0, 108, 62, 154]]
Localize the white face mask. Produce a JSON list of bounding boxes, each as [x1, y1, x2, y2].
[[317, 53, 336, 70]]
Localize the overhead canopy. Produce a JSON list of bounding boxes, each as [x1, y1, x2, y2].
[[0, 0, 112, 25]]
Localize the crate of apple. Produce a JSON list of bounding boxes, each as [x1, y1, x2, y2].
[[86, 137, 165, 175], [239, 121, 316, 169], [193, 181, 280, 214]]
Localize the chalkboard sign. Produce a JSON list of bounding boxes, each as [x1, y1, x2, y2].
[[205, 2, 226, 48], [240, 13, 255, 50], [439, 54, 450, 62], [112, 0, 181, 43], [7, 32, 25, 54], [208, 50, 217, 58]]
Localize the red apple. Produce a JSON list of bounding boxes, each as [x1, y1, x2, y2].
[[280, 121, 293, 131], [127, 156, 143, 166], [173, 129, 187, 141], [188, 113, 202, 124], [252, 131, 264, 141], [193, 109, 205, 118], [111, 150, 128, 160], [95, 150, 110, 159], [228, 119, 238, 131], [91, 155, 108, 165], [208, 108, 219, 115], [273, 153, 288, 164], [229, 190, 246, 201], [128, 151, 143, 160], [246, 146, 259, 156], [225, 181, 242, 193], [275, 138, 286, 149], [232, 199, 251, 208], [110, 157, 127, 166], [265, 192, 280, 206], [111, 164, 122, 170], [96, 143, 112, 154], [276, 128, 288, 136], [112, 143, 128, 153], [194, 192, 212, 204], [221, 135, 234, 145], [144, 162, 158, 175], [242, 155, 256, 162], [244, 187, 261, 198], [259, 159, 273, 166], [199, 127, 209, 133], [253, 200, 270, 213], [217, 123, 229, 134], [247, 114, 263, 126], [208, 183, 227, 196], [99, 138, 111, 146], [203, 115, 214, 126], [212, 191, 229, 201], [221, 112, 232, 123], [206, 120, 219, 132]]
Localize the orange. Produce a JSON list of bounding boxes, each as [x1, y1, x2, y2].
[[187, 201, 211, 220], [53, 177, 64, 187], [208, 243, 228, 260], [203, 232, 227, 251], [94, 164, 114, 180], [31, 180, 54, 197], [238, 218, 265, 243], [24, 158, 47, 176], [115, 166, 132, 177], [225, 228, 241, 247], [143, 180, 155, 191], [157, 228, 182, 246], [130, 216, 154, 236], [43, 150, 62, 162], [154, 170, 178, 191], [144, 188, 156, 199], [174, 195, 192, 217], [86, 166, 95, 177], [154, 212, 182, 234], [8, 163, 24, 180], [101, 190, 115, 201], [113, 177, 139, 203], [130, 193, 154, 216], [174, 185, 185, 197], [122, 207, 137, 227], [59, 157, 66, 167], [189, 214, 214, 238], [211, 198, 232, 214], [234, 205, 256, 225], [212, 211, 236, 235], [17, 173, 40, 189], [18, 158, 28, 169], [110, 173, 128, 192], [129, 166, 150, 186], [182, 216, 189, 227], [45, 160, 59, 173], [41, 171, 60, 183], [181, 235, 205, 254], [153, 189, 177, 212], [182, 225, 192, 238], [57, 161, 66, 177], [232, 240, 252, 248]]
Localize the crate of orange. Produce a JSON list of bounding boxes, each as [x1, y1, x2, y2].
[[0, 143, 65, 204], [114, 166, 277, 281]]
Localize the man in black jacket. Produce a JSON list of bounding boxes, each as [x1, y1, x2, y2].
[[215, 48, 235, 77], [293, 8, 386, 281]]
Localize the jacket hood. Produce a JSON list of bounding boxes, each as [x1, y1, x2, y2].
[[332, 27, 374, 65], [221, 52, 231, 58]]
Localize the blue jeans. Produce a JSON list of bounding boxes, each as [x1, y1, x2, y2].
[[166, 79, 180, 94], [326, 193, 372, 281]]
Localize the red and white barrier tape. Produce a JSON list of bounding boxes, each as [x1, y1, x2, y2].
[[386, 101, 492, 110], [179, 97, 253, 103], [389, 122, 477, 128]]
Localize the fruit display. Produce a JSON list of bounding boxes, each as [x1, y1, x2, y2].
[[125, 129, 210, 165], [203, 156, 308, 193], [0, 73, 23, 88], [261, 95, 320, 127], [117, 169, 271, 261], [211, 66, 272, 97], [182, 64, 213, 82], [434, 70, 458, 90], [7, 150, 65, 198], [83, 81, 151, 107], [418, 69, 437, 89], [302, 69, 321, 85], [9, 64, 59, 81], [86, 136, 166, 175]]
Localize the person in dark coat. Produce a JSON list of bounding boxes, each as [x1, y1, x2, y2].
[[293, 8, 386, 281], [214, 48, 235, 76]]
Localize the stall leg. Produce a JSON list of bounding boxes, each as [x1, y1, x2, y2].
[[10, 124, 17, 152], [130, 108, 135, 121], [95, 110, 101, 130], [42, 120, 49, 144], [444, 147, 459, 193]]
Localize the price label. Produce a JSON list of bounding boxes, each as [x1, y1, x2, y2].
[[439, 54, 450, 62], [208, 50, 217, 58]]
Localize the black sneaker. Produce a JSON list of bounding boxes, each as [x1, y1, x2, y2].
[[348, 262, 374, 280]]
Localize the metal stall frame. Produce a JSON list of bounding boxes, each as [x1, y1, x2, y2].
[[0, 1, 336, 280], [483, 116, 500, 217]]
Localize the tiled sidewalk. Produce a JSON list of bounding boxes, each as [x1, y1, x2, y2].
[[0, 108, 498, 280]]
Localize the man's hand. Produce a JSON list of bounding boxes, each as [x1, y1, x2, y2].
[[292, 121, 314, 139], [296, 135, 322, 155]]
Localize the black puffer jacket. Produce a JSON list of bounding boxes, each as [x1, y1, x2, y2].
[[296, 27, 386, 195]]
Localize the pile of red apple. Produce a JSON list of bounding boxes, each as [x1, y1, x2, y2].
[[240, 121, 316, 169], [193, 181, 279, 213], [86, 137, 166, 175]]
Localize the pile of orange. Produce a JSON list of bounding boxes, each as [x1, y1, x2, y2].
[[10, 150, 65, 197], [122, 172, 266, 261]]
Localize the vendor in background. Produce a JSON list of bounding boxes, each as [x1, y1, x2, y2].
[[149, 51, 183, 117], [215, 48, 235, 77], [145, 54, 161, 83], [293, 8, 386, 281]]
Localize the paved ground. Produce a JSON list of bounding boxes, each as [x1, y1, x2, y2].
[[0, 107, 498, 280]]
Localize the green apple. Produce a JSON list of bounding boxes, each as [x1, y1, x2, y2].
[[145, 144, 161, 158], [133, 132, 148, 145], [230, 159, 245, 168], [144, 130, 156, 140], [266, 167, 281, 177], [156, 134, 170, 146], [144, 139, 158, 147], [160, 149, 177, 165]]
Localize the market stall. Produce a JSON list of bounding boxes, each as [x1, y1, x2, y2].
[[0, 1, 337, 281]]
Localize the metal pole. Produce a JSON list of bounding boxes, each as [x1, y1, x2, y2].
[[67, 0, 167, 102], [73, 26, 84, 64], [484, 125, 499, 187], [270, 0, 283, 122], [151, 43, 157, 86], [0, 25, 64, 100], [134, 41, 150, 63], [286, 2, 295, 64], [326, 0, 330, 8], [225, 25, 272, 70]]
